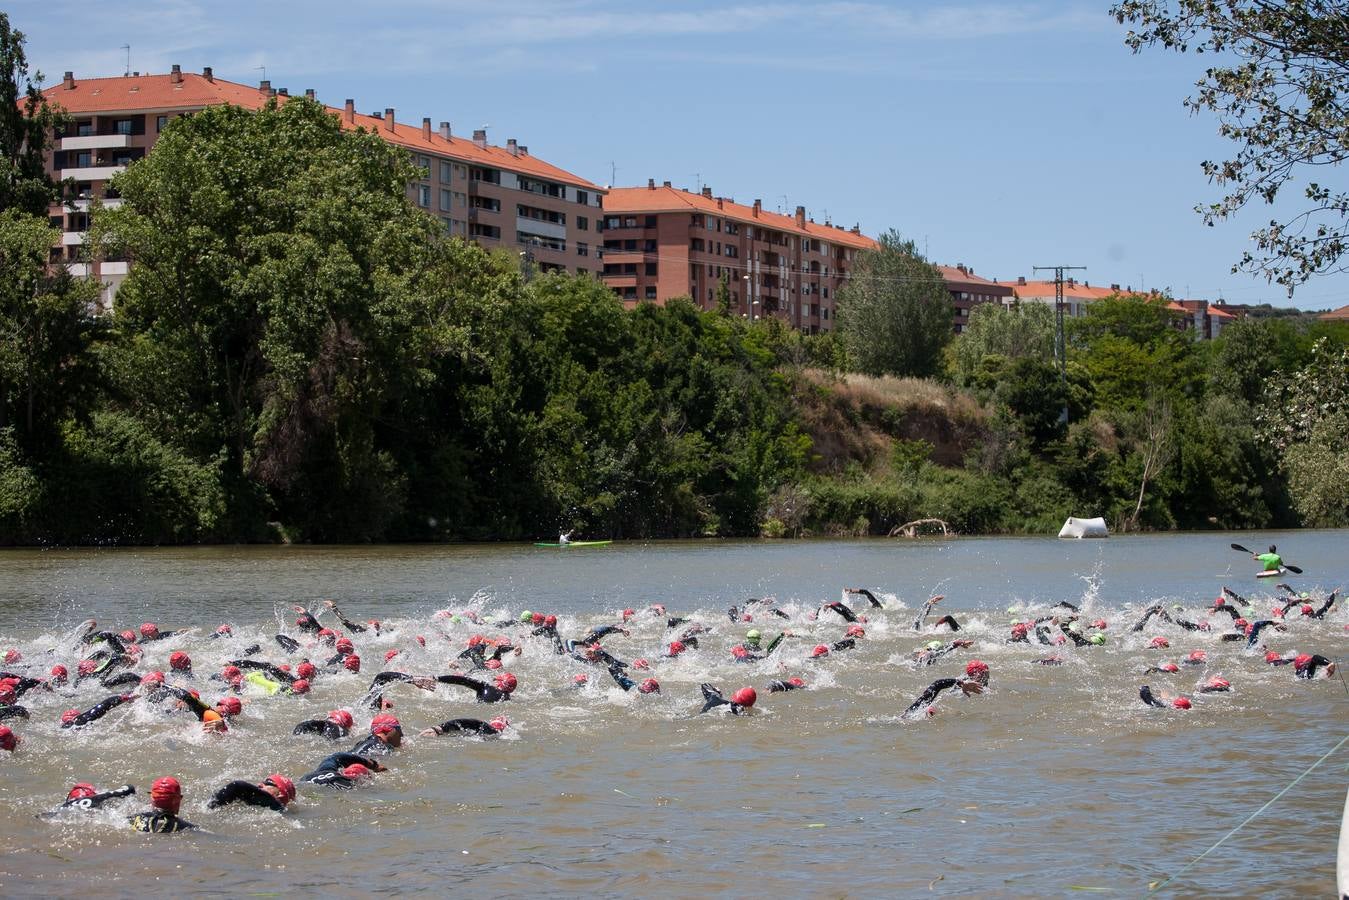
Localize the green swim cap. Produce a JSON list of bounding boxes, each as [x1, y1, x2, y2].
[[450, 614, 463, 624], [1068, 621, 1081, 634], [745, 629, 761, 642], [1172, 604, 1185, 611], [519, 610, 533, 623], [1006, 606, 1021, 615], [926, 640, 943, 651], [1089, 633, 1106, 645], [1299, 592, 1309, 600]]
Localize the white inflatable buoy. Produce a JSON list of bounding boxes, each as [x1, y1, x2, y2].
[[1058, 516, 1108, 539]]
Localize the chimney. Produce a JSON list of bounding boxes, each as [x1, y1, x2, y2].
[[851, 223, 861, 234], [507, 138, 518, 156], [63, 70, 74, 90], [259, 79, 271, 95], [383, 108, 395, 132], [439, 121, 451, 140], [1111, 283, 1120, 291], [472, 129, 487, 149], [647, 178, 655, 189], [957, 263, 967, 274], [1067, 277, 1076, 287], [305, 88, 315, 100], [518, 146, 527, 155], [344, 99, 355, 124], [662, 180, 671, 188], [202, 66, 213, 82], [422, 117, 432, 141], [795, 205, 805, 228], [278, 87, 289, 97], [717, 198, 724, 209], [1017, 276, 1026, 286], [701, 186, 712, 199], [752, 199, 761, 217], [170, 64, 182, 84]]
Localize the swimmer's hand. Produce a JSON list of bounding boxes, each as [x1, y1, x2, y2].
[[959, 681, 985, 696]]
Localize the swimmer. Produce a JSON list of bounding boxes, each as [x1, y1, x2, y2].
[[48, 783, 136, 814], [902, 677, 984, 718], [350, 714, 403, 756], [299, 752, 386, 788], [845, 587, 886, 609], [1243, 619, 1287, 648], [817, 601, 862, 624], [361, 671, 438, 709], [420, 715, 510, 737], [1139, 685, 1192, 709], [1130, 605, 1208, 633], [137, 622, 184, 643], [606, 664, 661, 694], [322, 600, 371, 634], [912, 639, 974, 666], [435, 672, 516, 703], [61, 694, 135, 729], [208, 774, 296, 812], [293, 709, 356, 740], [932, 614, 962, 632], [767, 677, 806, 692], [0, 724, 17, 752], [1292, 654, 1337, 679], [293, 606, 323, 633], [912, 595, 944, 630], [698, 683, 756, 715], [730, 629, 787, 662], [128, 777, 196, 832]]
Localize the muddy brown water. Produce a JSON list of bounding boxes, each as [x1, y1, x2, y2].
[[0, 532, 1345, 897]]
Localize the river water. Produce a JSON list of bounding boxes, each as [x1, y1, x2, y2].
[[0, 532, 1345, 898]]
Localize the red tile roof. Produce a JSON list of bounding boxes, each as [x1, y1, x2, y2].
[[43, 72, 601, 190], [1320, 303, 1349, 320], [1011, 280, 1144, 302], [936, 265, 1013, 294], [604, 184, 877, 251]]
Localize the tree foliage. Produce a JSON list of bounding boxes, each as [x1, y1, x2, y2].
[[1113, 0, 1349, 291], [835, 230, 952, 378], [0, 12, 66, 216], [950, 300, 1055, 386]]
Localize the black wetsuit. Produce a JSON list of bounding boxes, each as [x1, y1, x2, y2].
[[0, 704, 29, 720], [349, 733, 395, 757], [295, 610, 322, 633], [532, 624, 565, 654], [913, 642, 962, 666], [933, 614, 961, 632], [1222, 587, 1252, 608], [830, 638, 858, 653], [328, 606, 368, 633], [293, 719, 350, 740], [228, 659, 297, 685], [698, 683, 750, 715], [436, 674, 510, 703], [564, 640, 627, 669], [1305, 592, 1338, 620], [912, 598, 942, 631], [100, 671, 143, 689], [847, 588, 885, 609], [166, 686, 213, 721], [0, 673, 44, 699], [458, 642, 515, 670], [128, 810, 196, 832], [299, 752, 381, 787], [1139, 685, 1166, 708], [1211, 603, 1243, 622], [1295, 655, 1334, 679], [732, 633, 786, 662], [82, 631, 129, 653], [208, 781, 286, 811], [63, 694, 134, 728], [275, 634, 301, 654], [819, 601, 860, 623], [903, 678, 965, 717], [427, 718, 500, 736], [363, 671, 427, 708], [139, 629, 183, 643], [56, 785, 136, 812], [1245, 620, 1283, 648], [767, 679, 804, 692], [578, 625, 626, 646], [1131, 605, 1206, 633]]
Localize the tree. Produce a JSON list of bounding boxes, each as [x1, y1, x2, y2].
[[1068, 293, 1200, 408], [1113, 1, 1349, 292], [0, 13, 67, 216], [950, 301, 1055, 385], [834, 230, 952, 378]]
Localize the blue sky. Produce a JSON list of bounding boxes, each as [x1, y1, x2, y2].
[[14, 0, 1347, 309]]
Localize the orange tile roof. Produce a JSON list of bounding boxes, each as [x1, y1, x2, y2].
[[936, 265, 1013, 293], [43, 72, 601, 190], [1319, 303, 1349, 320], [604, 184, 878, 250], [1012, 280, 1147, 302], [1206, 304, 1236, 319]]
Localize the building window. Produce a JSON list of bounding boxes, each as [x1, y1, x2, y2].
[[624, 217, 637, 228], [440, 161, 452, 183], [114, 119, 133, 135], [622, 287, 637, 300], [440, 189, 452, 211], [605, 217, 621, 229], [644, 215, 657, 228], [577, 242, 589, 257], [645, 286, 657, 300], [577, 216, 588, 231], [156, 115, 168, 133], [470, 167, 500, 184], [76, 120, 93, 137], [645, 262, 657, 276], [417, 185, 431, 208], [453, 191, 466, 207], [577, 190, 589, 206], [469, 223, 502, 240], [75, 151, 92, 168]]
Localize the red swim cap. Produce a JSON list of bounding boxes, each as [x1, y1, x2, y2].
[[731, 645, 749, 659], [169, 651, 191, 671], [296, 662, 317, 680], [263, 773, 296, 804], [1293, 653, 1313, 670], [489, 715, 509, 732], [621, 608, 635, 621], [1207, 677, 1231, 690], [139, 623, 159, 638], [1301, 604, 1314, 616], [317, 628, 336, 641], [1161, 663, 1180, 673], [342, 763, 371, 780], [1011, 623, 1030, 638], [67, 782, 97, 800], [61, 709, 80, 725], [544, 615, 558, 628], [731, 687, 757, 708], [1271, 607, 1284, 619], [150, 776, 181, 808], [0, 684, 13, 705], [120, 630, 137, 644], [328, 709, 354, 729], [846, 624, 866, 638], [493, 672, 517, 694], [279, 664, 292, 673], [343, 655, 361, 673], [651, 604, 667, 615], [1187, 650, 1207, 663], [631, 658, 649, 670], [140, 671, 165, 686], [0, 725, 16, 751], [1149, 637, 1170, 649], [77, 659, 97, 676], [222, 665, 243, 681], [531, 613, 545, 626], [1213, 597, 1224, 608], [2, 649, 19, 664], [965, 660, 989, 677], [788, 677, 806, 688], [1091, 619, 1108, 630], [384, 649, 400, 663], [335, 638, 354, 655], [572, 673, 589, 685], [215, 624, 232, 636], [638, 678, 661, 694], [667, 641, 686, 656], [415, 635, 426, 647], [467, 634, 485, 648], [1264, 651, 1282, 663], [49, 664, 67, 684], [290, 679, 310, 695], [1172, 697, 1192, 709], [217, 696, 242, 716], [1233, 618, 1248, 630], [370, 714, 401, 736], [811, 644, 829, 658], [485, 658, 503, 670]]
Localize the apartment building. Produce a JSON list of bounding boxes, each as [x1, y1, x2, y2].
[[1009, 277, 1233, 339], [938, 264, 1013, 334], [600, 181, 877, 333], [42, 66, 604, 304]]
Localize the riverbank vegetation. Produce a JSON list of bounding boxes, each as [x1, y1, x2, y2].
[[2, 36, 1347, 543]]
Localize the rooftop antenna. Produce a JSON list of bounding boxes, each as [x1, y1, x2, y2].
[[254, 64, 267, 83], [780, 194, 789, 214], [121, 44, 130, 77], [610, 161, 619, 187], [691, 172, 700, 192]]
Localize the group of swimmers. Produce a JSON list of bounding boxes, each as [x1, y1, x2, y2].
[[0, 571, 1341, 831]]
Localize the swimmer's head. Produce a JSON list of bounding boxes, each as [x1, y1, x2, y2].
[[341, 763, 372, 781], [638, 678, 661, 694], [216, 696, 243, 717], [327, 709, 354, 729], [67, 783, 97, 801], [343, 655, 361, 673], [744, 629, 761, 647], [845, 624, 866, 639], [518, 610, 533, 624], [493, 672, 517, 694], [1089, 633, 1106, 645], [926, 640, 943, 651], [296, 662, 317, 680], [139, 622, 160, 639], [489, 715, 510, 732], [811, 644, 830, 658], [289, 679, 310, 695], [150, 776, 182, 812], [1149, 637, 1170, 649], [168, 651, 191, 671], [262, 774, 296, 805], [1171, 697, 1192, 710], [731, 687, 757, 708]]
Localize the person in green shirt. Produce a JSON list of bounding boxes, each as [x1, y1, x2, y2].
[[1254, 545, 1283, 572]]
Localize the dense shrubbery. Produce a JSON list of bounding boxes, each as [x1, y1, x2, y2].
[[2, 93, 1348, 544]]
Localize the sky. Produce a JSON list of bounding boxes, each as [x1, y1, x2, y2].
[[13, 0, 1348, 309]]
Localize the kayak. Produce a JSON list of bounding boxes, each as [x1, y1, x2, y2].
[[533, 540, 613, 548], [1256, 568, 1286, 579]]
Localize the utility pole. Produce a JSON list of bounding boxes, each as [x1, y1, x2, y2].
[[1033, 264, 1085, 424]]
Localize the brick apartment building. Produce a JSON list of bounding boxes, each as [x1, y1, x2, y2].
[[937, 264, 1013, 333], [600, 181, 877, 333], [1009, 277, 1233, 339], [42, 66, 604, 305]]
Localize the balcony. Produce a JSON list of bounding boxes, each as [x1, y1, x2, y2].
[[61, 231, 85, 246], [61, 165, 125, 181], [516, 216, 565, 241], [60, 134, 131, 151], [101, 261, 130, 276], [70, 198, 124, 212]]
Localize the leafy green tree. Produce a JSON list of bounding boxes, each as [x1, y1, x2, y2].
[[951, 301, 1055, 385], [994, 356, 1068, 449], [0, 13, 67, 216], [1113, 0, 1349, 291], [835, 231, 952, 378], [1069, 294, 1200, 408]]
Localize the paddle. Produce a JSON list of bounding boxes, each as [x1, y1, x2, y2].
[[1230, 543, 1303, 574]]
